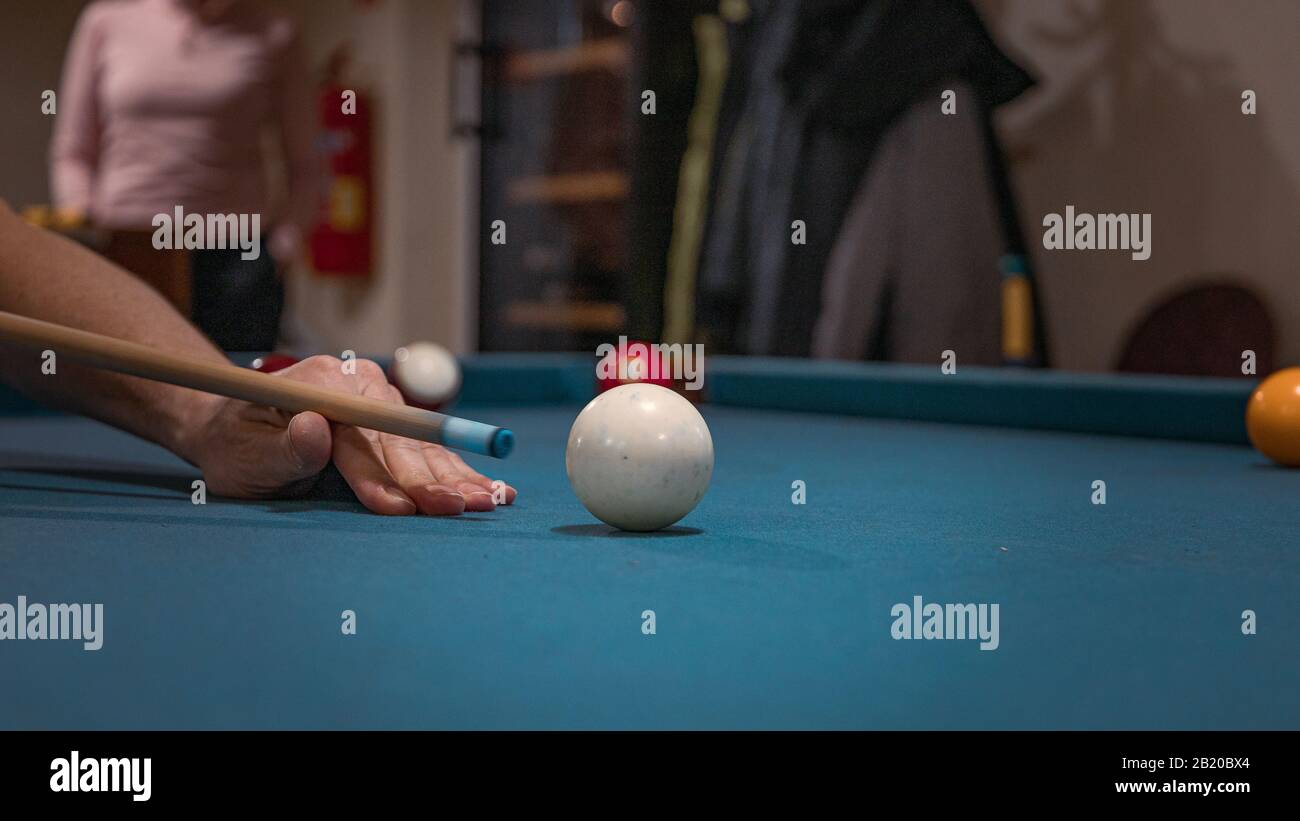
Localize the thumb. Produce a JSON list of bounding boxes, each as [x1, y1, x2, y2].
[[278, 411, 333, 484]]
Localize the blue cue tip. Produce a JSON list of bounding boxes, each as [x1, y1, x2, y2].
[[492, 428, 515, 459], [441, 416, 514, 459]]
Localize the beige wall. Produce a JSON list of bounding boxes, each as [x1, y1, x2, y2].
[[280, 0, 477, 357], [983, 0, 1300, 371]]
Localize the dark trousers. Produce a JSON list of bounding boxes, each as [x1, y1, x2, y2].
[[190, 248, 283, 352]]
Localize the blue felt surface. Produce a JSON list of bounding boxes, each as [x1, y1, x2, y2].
[[2, 402, 1297, 729]]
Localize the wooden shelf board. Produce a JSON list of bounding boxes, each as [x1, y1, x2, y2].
[[504, 300, 626, 332], [502, 38, 628, 83], [506, 171, 629, 205]]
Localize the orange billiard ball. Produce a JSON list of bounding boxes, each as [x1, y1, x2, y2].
[[1246, 368, 1300, 467]]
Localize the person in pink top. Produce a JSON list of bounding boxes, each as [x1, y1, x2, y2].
[[51, 0, 318, 351]]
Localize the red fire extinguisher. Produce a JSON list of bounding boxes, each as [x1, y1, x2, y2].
[[310, 49, 373, 276]]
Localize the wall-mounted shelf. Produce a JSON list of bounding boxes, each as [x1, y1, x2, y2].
[[504, 300, 626, 332], [479, 2, 632, 352], [506, 171, 629, 206], [502, 37, 628, 83]]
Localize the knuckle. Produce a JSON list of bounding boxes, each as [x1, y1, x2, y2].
[[301, 354, 342, 374]]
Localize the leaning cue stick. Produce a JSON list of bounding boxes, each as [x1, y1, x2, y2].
[[0, 311, 513, 458]]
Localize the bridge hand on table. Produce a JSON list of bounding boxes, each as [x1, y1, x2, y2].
[[184, 355, 517, 515]]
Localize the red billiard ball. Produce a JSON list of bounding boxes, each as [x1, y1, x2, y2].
[[390, 341, 461, 411], [596, 340, 675, 394], [250, 353, 299, 373]]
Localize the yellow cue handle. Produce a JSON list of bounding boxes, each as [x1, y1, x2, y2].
[[1002, 275, 1033, 361], [0, 311, 513, 458]]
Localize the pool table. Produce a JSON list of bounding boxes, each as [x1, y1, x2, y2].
[[2, 355, 1297, 729]]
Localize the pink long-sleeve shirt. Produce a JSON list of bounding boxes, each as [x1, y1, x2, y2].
[[51, 0, 318, 258]]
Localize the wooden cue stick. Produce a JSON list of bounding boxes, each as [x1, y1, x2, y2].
[[0, 311, 513, 458]]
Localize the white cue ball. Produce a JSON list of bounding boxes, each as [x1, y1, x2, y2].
[[393, 342, 461, 405], [565, 383, 713, 531]]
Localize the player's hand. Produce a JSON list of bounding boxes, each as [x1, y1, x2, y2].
[[184, 355, 517, 515]]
